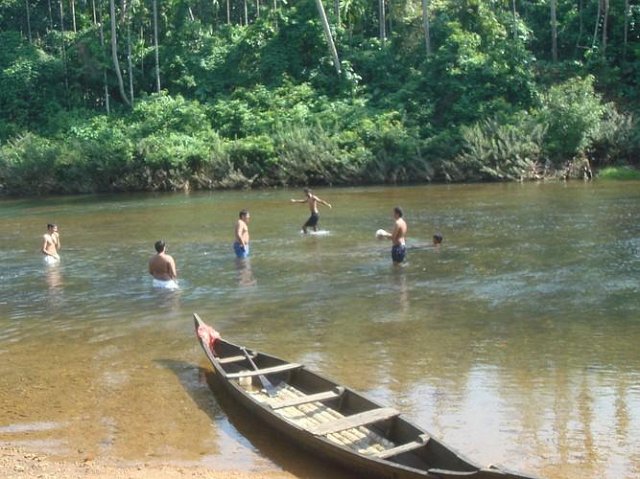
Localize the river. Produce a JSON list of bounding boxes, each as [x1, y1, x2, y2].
[[1, 182, 639, 479]]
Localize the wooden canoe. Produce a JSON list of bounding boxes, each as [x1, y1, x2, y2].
[[194, 313, 539, 479]]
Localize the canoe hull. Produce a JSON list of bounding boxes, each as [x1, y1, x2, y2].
[[194, 314, 538, 479]]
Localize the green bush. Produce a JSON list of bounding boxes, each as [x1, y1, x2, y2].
[[0, 133, 60, 194], [597, 166, 640, 180], [535, 76, 606, 164], [589, 106, 640, 166], [455, 116, 546, 181]]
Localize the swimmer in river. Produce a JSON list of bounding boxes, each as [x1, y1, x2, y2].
[[148, 240, 179, 290], [42, 223, 61, 265]]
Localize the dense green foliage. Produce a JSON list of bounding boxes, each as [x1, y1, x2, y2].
[[598, 166, 640, 180], [1, 0, 639, 194]]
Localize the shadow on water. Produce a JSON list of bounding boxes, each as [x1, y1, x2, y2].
[[156, 358, 355, 479]]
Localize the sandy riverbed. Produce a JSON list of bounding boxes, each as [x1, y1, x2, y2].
[[1, 447, 296, 479]]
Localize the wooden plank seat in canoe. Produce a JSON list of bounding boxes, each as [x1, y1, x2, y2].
[[217, 353, 256, 364], [309, 407, 399, 436], [373, 434, 430, 459], [225, 363, 301, 379], [271, 387, 345, 410]]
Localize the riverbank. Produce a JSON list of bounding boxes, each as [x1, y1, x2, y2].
[[1, 446, 295, 479]]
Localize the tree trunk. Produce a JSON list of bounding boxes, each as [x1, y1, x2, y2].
[[153, 0, 161, 92], [378, 0, 385, 42], [314, 0, 341, 74], [243, 0, 248, 25], [623, 0, 629, 59], [226, 0, 230, 24], [127, 2, 134, 106], [25, 0, 33, 43], [110, 0, 131, 104], [511, 0, 517, 41], [575, 0, 583, 55], [334, 0, 339, 26], [96, 0, 110, 113], [550, 0, 557, 62], [59, 0, 70, 104], [601, 0, 609, 57], [70, 0, 77, 32], [421, 0, 431, 55], [47, 0, 53, 30], [592, 0, 601, 49]]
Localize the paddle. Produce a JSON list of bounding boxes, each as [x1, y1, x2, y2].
[[240, 347, 278, 397]]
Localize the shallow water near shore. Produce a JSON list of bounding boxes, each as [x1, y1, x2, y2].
[[1, 183, 639, 479]]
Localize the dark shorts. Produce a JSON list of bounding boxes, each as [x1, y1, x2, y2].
[[304, 212, 319, 228], [391, 244, 406, 263]]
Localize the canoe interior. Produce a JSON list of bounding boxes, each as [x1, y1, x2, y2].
[[210, 335, 481, 475]]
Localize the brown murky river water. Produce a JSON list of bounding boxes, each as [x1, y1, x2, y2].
[[1, 183, 639, 479]]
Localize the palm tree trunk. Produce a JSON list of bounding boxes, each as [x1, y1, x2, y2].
[[550, 0, 557, 62], [378, 0, 386, 42], [70, 0, 77, 32], [25, 0, 33, 43], [59, 0, 69, 102], [623, 0, 629, 59], [421, 0, 431, 55], [110, 0, 131, 104], [47, 0, 53, 30], [511, 0, 517, 41], [153, 0, 161, 92], [96, 0, 111, 113], [314, 0, 341, 74], [601, 0, 609, 57], [592, 0, 601, 49], [127, 4, 134, 106]]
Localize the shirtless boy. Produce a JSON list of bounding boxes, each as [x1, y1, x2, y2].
[[148, 240, 179, 289], [234, 209, 250, 258], [290, 188, 332, 234], [42, 223, 61, 264], [378, 207, 408, 264]]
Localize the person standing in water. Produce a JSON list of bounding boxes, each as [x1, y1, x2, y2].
[[148, 240, 179, 289], [377, 207, 408, 264], [290, 188, 332, 234], [234, 209, 250, 258], [42, 223, 61, 264]]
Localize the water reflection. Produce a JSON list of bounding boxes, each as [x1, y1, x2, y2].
[[44, 262, 64, 309], [235, 258, 257, 287]]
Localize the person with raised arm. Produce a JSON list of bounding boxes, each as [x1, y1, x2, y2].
[[290, 188, 332, 234]]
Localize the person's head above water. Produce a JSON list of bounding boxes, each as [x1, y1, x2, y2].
[[433, 233, 443, 245], [154, 240, 166, 253]]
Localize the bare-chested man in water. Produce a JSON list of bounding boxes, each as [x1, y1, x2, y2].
[[377, 207, 408, 264], [290, 188, 332, 234], [42, 223, 61, 264], [148, 240, 179, 289], [234, 209, 250, 258]]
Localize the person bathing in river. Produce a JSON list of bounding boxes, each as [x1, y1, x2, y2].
[[377, 207, 408, 265], [148, 240, 179, 289], [42, 223, 61, 265], [433, 233, 443, 249], [290, 188, 332, 234], [234, 209, 250, 259]]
